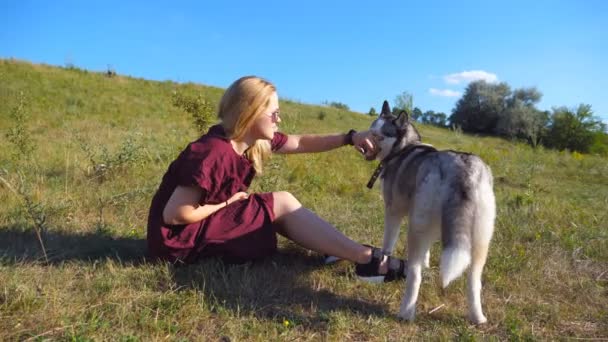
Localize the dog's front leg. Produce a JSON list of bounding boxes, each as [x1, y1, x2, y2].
[[382, 209, 404, 256]]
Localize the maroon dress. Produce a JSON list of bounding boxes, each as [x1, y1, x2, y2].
[[147, 124, 288, 264]]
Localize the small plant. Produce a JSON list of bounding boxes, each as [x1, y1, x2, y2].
[[317, 111, 326, 120], [0, 171, 49, 263], [105, 64, 116, 78], [5, 91, 36, 161], [451, 123, 463, 136], [2, 92, 49, 262], [512, 153, 541, 209], [75, 132, 144, 183], [172, 90, 215, 133], [66, 96, 85, 116]]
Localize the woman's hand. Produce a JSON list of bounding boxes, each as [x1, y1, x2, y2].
[[163, 187, 251, 225], [352, 130, 377, 156], [227, 191, 249, 206]]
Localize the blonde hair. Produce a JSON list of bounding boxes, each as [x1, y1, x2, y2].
[[218, 76, 276, 173]]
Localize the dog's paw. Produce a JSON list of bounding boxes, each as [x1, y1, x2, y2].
[[397, 308, 416, 322], [468, 313, 487, 325]]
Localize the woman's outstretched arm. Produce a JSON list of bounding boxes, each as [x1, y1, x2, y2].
[[276, 130, 374, 154]]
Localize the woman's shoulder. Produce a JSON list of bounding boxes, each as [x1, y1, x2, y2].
[[181, 125, 232, 158], [195, 124, 232, 147]]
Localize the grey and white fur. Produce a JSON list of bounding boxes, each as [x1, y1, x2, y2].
[[366, 101, 496, 324]]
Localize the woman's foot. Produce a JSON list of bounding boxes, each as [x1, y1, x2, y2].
[[355, 246, 407, 283]]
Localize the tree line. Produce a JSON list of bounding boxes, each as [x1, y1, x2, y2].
[[368, 81, 607, 155]]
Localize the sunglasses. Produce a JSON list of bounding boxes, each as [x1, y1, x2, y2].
[[266, 110, 280, 120]]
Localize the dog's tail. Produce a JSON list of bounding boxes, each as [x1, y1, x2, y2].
[[440, 243, 471, 288], [440, 188, 474, 287], [440, 165, 495, 288]]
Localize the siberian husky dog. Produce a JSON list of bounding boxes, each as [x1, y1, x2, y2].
[[364, 101, 496, 324]]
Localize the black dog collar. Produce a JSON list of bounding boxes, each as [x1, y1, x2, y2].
[[366, 144, 436, 189]]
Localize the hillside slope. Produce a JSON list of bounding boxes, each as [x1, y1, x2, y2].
[[1, 59, 606, 340]]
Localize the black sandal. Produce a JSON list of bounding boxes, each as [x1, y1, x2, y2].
[[383, 255, 407, 282], [355, 246, 407, 283]]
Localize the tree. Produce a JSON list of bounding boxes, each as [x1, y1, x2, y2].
[[544, 104, 604, 153], [368, 107, 377, 116], [449, 81, 511, 134], [450, 82, 548, 142], [511, 87, 542, 106], [411, 107, 423, 121], [420, 110, 448, 127], [393, 91, 413, 114], [495, 88, 547, 144]]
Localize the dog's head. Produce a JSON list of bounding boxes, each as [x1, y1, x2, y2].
[[365, 100, 421, 161]]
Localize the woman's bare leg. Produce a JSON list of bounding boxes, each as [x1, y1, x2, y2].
[[273, 191, 391, 272]]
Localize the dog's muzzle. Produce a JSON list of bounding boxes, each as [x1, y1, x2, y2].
[[363, 135, 382, 161]]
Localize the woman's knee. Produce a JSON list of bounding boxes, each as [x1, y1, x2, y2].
[[272, 191, 302, 219]]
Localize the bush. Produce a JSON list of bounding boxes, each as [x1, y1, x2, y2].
[[5, 91, 36, 160], [495, 104, 548, 144], [172, 91, 215, 133], [544, 104, 604, 153], [75, 133, 144, 183], [589, 131, 608, 155], [324, 101, 349, 111]]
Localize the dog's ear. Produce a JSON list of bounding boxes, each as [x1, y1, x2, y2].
[[381, 100, 391, 116], [395, 110, 410, 128]]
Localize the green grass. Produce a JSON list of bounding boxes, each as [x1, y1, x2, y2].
[[1, 58, 607, 340]]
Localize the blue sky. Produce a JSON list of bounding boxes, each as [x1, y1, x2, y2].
[[2, 0, 607, 121]]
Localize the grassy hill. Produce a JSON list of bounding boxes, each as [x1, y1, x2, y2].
[[1, 58, 606, 340]]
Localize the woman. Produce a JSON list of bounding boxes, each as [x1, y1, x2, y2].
[[147, 76, 405, 282]]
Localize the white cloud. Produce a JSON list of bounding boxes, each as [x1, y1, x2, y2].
[[429, 88, 461, 97], [444, 70, 498, 85]]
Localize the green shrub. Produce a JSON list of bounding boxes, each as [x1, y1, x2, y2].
[[323, 100, 349, 111], [5, 91, 35, 160], [171, 91, 215, 134]]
